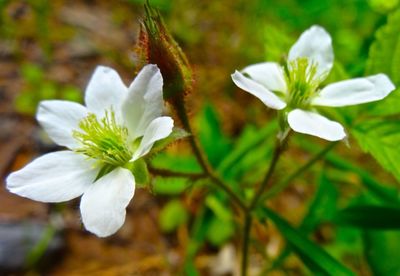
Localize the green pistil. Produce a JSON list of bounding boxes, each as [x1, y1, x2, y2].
[[73, 110, 132, 167], [285, 57, 321, 109]]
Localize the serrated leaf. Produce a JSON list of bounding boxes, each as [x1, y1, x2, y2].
[[334, 205, 400, 229], [352, 119, 400, 182], [366, 9, 400, 85], [363, 9, 400, 117], [258, 207, 355, 276]]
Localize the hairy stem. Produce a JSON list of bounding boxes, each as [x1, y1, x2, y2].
[[173, 98, 248, 211]]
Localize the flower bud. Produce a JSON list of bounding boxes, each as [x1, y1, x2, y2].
[[136, 2, 194, 103]]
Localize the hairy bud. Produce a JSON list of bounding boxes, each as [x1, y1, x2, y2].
[[136, 2, 194, 103]]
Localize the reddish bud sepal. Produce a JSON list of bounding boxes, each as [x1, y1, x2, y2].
[[137, 2, 194, 105]]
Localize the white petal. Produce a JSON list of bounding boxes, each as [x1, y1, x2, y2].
[[288, 109, 346, 141], [37, 100, 88, 149], [131, 116, 174, 162], [242, 62, 287, 93], [84, 66, 128, 118], [312, 74, 396, 107], [122, 64, 164, 140], [6, 151, 97, 203], [80, 168, 135, 237], [288, 25, 334, 80], [231, 71, 286, 110]]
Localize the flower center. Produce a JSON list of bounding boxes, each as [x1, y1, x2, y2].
[[284, 57, 321, 109], [73, 110, 132, 167]]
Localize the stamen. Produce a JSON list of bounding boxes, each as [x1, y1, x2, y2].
[[285, 57, 322, 108], [73, 110, 132, 167]]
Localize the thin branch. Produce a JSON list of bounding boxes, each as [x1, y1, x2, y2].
[[174, 98, 248, 211], [262, 141, 338, 200], [248, 133, 291, 210], [241, 132, 291, 276]]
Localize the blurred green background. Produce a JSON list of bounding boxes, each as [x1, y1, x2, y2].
[[1, 0, 400, 275]]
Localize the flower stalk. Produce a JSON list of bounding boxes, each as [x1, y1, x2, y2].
[[240, 132, 290, 276]]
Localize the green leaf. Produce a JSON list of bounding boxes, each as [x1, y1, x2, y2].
[[203, 195, 235, 246], [40, 82, 57, 99], [21, 63, 43, 84], [153, 177, 190, 195], [334, 205, 400, 229], [183, 207, 212, 275], [150, 153, 202, 173], [368, 0, 400, 13], [159, 199, 188, 233], [364, 230, 400, 275], [62, 86, 82, 103], [150, 127, 190, 155], [196, 104, 232, 167], [363, 90, 400, 117], [259, 207, 355, 276], [15, 92, 36, 115], [205, 195, 232, 222], [352, 119, 400, 182], [205, 217, 235, 246], [267, 172, 338, 272], [298, 138, 400, 204], [263, 24, 293, 61], [363, 9, 400, 117], [217, 120, 277, 180], [301, 172, 338, 233], [366, 8, 400, 85]]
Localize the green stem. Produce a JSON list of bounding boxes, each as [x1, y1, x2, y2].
[[173, 98, 248, 211], [241, 214, 252, 276], [208, 170, 248, 211], [241, 132, 290, 276], [248, 133, 290, 210], [262, 141, 338, 200], [241, 140, 337, 275]]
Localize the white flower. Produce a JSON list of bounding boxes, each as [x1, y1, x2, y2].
[[232, 25, 396, 141], [6, 64, 174, 237]]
